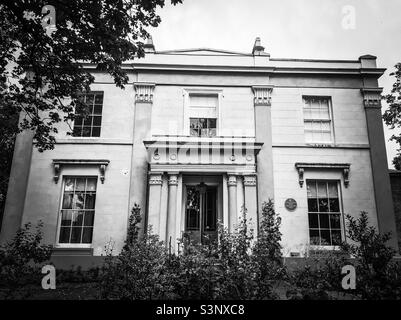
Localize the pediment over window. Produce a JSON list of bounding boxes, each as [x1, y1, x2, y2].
[[52, 159, 110, 184], [295, 163, 350, 188]]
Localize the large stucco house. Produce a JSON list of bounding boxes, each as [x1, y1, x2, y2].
[[1, 38, 398, 267]]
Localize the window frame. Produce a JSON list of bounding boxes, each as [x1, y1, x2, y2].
[[55, 176, 98, 248], [306, 179, 345, 248], [183, 88, 223, 137], [302, 96, 335, 144], [72, 91, 104, 138]]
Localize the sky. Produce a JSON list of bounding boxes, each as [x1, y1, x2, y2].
[[149, 0, 401, 168]]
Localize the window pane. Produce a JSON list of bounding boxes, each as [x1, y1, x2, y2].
[[61, 210, 72, 226], [331, 230, 342, 245], [318, 198, 329, 212], [62, 193, 73, 209], [93, 104, 103, 115], [70, 227, 82, 243], [59, 227, 71, 243], [91, 127, 101, 137], [72, 210, 84, 226], [82, 126, 91, 137], [93, 116, 102, 126], [83, 116, 92, 126], [64, 178, 75, 191], [307, 181, 317, 198], [329, 199, 340, 212], [85, 94, 94, 105], [330, 214, 341, 229], [320, 230, 331, 245], [200, 128, 208, 137], [317, 182, 327, 197], [308, 213, 319, 229], [319, 213, 330, 229], [87, 178, 97, 191], [76, 179, 86, 191], [309, 230, 321, 245], [84, 211, 95, 226], [328, 182, 338, 197], [208, 128, 217, 137], [308, 199, 318, 212], [85, 193, 96, 209], [73, 193, 85, 209], [74, 116, 83, 126], [208, 118, 216, 129], [94, 94, 103, 104], [82, 227, 93, 243]]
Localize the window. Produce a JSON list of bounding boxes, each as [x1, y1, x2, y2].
[[58, 177, 97, 244], [303, 96, 333, 143], [187, 93, 218, 137], [307, 180, 342, 246], [190, 118, 216, 137], [73, 92, 103, 137]]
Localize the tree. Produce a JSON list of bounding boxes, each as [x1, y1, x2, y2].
[[383, 62, 401, 169], [0, 0, 182, 218]]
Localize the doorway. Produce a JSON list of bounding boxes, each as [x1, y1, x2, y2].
[[184, 180, 219, 244]]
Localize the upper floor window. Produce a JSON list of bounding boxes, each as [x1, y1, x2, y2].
[[190, 118, 216, 137], [73, 92, 103, 137], [187, 93, 218, 137], [307, 180, 342, 246], [58, 177, 97, 244], [303, 96, 333, 143]]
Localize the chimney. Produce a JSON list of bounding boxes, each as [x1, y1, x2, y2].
[[144, 35, 155, 54], [252, 37, 269, 56]]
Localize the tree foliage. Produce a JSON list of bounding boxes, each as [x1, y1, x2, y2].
[[383, 62, 401, 169], [0, 0, 182, 151]]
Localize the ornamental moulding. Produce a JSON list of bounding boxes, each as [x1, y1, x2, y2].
[[252, 85, 273, 106], [361, 88, 383, 109], [52, 159, 110, 184], [294, 163, 350, 188], [134, 82, 155, 103]]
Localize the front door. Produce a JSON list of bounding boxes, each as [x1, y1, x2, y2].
[[185, 182, 217, 244]]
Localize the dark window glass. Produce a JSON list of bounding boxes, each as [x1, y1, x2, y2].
[[73, 92, 103, 137], [307, 180, 342, 246], [189, 118, 217, 137], [59, 177, 97, 244]]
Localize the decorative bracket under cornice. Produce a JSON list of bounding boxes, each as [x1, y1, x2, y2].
[[134, 82, 155, 103], [361, 88, 383, 109], [52, 159, 110, 184], [294, 163, 350, 188], [252, 85, 273, 106]]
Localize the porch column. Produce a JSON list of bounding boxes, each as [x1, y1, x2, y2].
[[167, 172, 179, 251], [227, 174, 238, 232], [147, 172, 163, 235], [244, 174, 258, 236]]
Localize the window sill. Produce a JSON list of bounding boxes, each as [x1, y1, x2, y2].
[[52, 246, 93, 256]]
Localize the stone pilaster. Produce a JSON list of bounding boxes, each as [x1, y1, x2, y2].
[[129, 82, 155, 236], [362, 87, 399, 251], [252, 85, 274, 215]]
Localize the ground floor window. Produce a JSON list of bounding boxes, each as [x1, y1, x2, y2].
[[58, 177, 97, 244], [306, 180, 342, 246]]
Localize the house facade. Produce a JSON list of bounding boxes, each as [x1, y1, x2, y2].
[[1, 38, 398, 267]]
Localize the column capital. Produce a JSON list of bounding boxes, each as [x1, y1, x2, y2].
[[149, 172, 163, 185], [134, 82, 155, 103], [243, 174, 257, 186], [361, 88, 383, 109], [252, 85, 273, 106], [168, 172, 179, 186], [227, 174, 237, 186]]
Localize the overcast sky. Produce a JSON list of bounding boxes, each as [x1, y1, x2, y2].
[[149, 0, 401, 167]]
